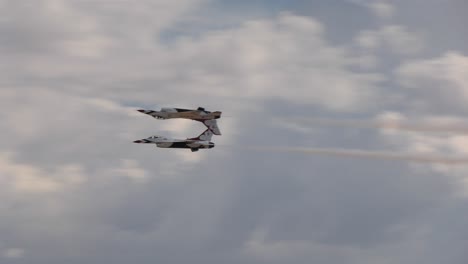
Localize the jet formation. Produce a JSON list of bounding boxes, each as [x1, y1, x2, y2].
[[134, 107, 222, 152]]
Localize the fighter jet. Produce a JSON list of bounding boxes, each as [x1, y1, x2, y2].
[[137, 107, 222, 135], [137, 107, 221, 121], [133, 129, 214, 152]]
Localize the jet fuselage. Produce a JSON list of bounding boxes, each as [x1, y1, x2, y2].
[[138, 108, 222, 121], [133, 136, 214, 152]]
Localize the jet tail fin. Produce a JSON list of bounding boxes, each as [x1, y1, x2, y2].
[[203, 119, 221, 135], [189, 129, 213, 141]]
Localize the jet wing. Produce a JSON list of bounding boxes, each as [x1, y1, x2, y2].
[[137, 109, 198, 119]]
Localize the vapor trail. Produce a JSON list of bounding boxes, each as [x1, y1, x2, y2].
[[248, 146, 468, 165], [282, 117, 468, 134]]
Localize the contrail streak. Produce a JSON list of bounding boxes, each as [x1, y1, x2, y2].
[[281, 117, 468, 134], [248, 146, 468, 165]]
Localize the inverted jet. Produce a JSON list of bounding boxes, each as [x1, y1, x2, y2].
[[137, 107, 222, 135], [137, 107, 221, 121]]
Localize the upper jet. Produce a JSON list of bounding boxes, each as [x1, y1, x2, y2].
[[137, 107, 222, 135], [138, 107, 221, 121], [137, 107, 221, 121]]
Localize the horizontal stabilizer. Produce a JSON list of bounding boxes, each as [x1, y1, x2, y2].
[[137, 109, 167, 119]]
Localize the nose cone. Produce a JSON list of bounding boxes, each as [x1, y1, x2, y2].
[[209, 142, 215, 148], [137, 109, 145, 113], [133, 140, 143, 143]]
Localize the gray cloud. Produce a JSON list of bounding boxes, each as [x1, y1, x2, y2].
[[396, 52, 468, 114], [1, 0, 468, 264]]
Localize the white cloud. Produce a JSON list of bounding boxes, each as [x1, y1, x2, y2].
[[0, 9, 387, 194], [375, 112, 468, 196], [369, 1, 395, 19], [243, 228, 383, 263], [0, 154, 85, 193], [355, 30, 381, 50], [2, 1, 468, 263], [2, 8, 384, 112], [2, 248, 25, 259], [347, 0, 395, 19], [109, 159, 148, 183], [381, 25, 425, 55], [396, 52, 468, 112], [165, 13, 383, 112], [355, 25, 425, 55]]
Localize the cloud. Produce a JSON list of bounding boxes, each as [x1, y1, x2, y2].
[[2, 248, 25, 259], [0, 153, 85, 193], [109, 159, 148, 183], [347, 0, 395, 19], [0, 0, 111, 57], [249, 146, 468, 165], [355, 25, 425, 55], [396, 52, 468, 112], [368, 1, 395, 19], [1, 1, 468, 264], [2, 8, 384, 112], [243, 228, 376, 263], [277, 113, 468, 134], [163, 13, 384, 111], [372, 112, 468, 196], [383, 49, 468, 197]]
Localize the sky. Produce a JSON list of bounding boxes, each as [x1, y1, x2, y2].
[[1, 0, 468, 263]]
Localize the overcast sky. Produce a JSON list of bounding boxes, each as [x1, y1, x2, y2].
[[1, 0, 468, 263]]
